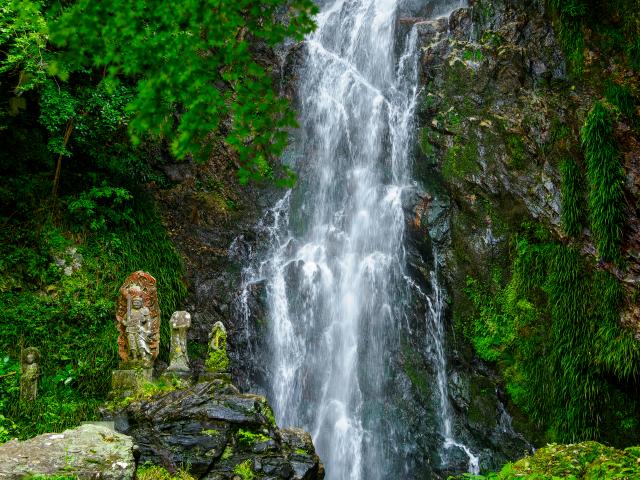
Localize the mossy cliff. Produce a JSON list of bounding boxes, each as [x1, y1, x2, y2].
[[413, 0, 640, 451]]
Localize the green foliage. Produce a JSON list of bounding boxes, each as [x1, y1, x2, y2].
[[233, 459, 255, 480], [549, 0, 588, 75], [0, 0, 49, 92], [465, 236, 640, 443], [628, 36, 640, 71], [236, 428, 270, 448], [453, 442, 640, 479], [136, 464, 195, 480], [0, 189, 186, 439], [559, 157, 586, 237], [52, 0, 318, 184], [505, 134, 527, 169], [581, 101, 624, 261], [463, 49, 484, 62], [605, 81, 638, 123], [67, 185, 134, 232]]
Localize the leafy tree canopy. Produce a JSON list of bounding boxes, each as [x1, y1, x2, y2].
[[48, 0, 317, 185]]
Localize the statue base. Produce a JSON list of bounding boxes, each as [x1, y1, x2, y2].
[[110, 369, 150, 399], [198, 371, 232, 383], [161, 369, 193, 385]]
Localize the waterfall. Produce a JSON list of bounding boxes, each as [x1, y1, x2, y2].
[[237, 0, 477, 478]]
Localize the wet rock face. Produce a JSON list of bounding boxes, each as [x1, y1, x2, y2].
[[0, 424, 135, 479], [105, 381, 324, 480]]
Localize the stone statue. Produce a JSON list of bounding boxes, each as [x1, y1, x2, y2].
[[20, 347, 40, 401], [205, 321, 230, 374], [115, 271, 160, 371], [167, 311, 191, 373], [209, 321, 227, 351]]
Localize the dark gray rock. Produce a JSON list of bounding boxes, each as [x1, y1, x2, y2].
[[104, 381, 323, 480]]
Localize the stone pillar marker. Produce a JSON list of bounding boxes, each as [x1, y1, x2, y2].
[[166, 311, 191, 375], [20, 347, 39, 401], [111, 271, 160, 397]]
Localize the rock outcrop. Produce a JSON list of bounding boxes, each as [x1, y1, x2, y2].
[[104, 380, 324, 480], [0, 424, 135, 479]]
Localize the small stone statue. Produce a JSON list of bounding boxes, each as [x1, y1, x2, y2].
[[115, 271, 160, 374], [205, 321, 229, 373], [167, 311, 191, 373], [20, 347, 40, 401]]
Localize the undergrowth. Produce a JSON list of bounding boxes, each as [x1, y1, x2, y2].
[[465, 232, 640, 443], [581, 101, 624, 262], [0, 184, 186, 440], [455, 442, 640, 479], [559, 157, 585, 237]]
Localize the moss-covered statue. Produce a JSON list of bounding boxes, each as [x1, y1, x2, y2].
[[20, 347, 40, 401], [167, 311, 191, 374], [115, 271, 160, 372], [204, 321, 230, 378]]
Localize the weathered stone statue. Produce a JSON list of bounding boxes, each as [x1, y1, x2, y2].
[[115, 271, 160, 371], [20, 347, 39, 401], [204, 321, 230, 376], [167, 311, 191, 373], [112, 271, 160, 395]]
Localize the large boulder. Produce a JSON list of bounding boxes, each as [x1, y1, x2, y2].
[[104, 380, 324, 480], [0, 424, 135, 479]]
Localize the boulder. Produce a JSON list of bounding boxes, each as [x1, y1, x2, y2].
[[104, 380, 323, 479], [0, 424, 135, 479]]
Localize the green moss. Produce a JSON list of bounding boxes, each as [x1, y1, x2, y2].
[[581, 101, 624, 261], [505, 134, 527, 169], [463, 48, 484, 62], [136, 464, 195, 480], [221, 445, 234, 460], [236, 428, 270, 448], [559, 157, 586, 237], [442, 135, 479, 180], [232, 459, 255, 480], [106, 376, 186, 410]]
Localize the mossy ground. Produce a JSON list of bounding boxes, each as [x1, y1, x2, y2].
[[454, 442, 640, 479]]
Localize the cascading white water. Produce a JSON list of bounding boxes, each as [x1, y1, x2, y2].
[[238, 0, 478, 478]]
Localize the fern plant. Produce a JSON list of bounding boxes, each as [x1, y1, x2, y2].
[[581, 101, 624, 262]]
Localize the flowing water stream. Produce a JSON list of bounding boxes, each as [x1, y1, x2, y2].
[[238, 0, 478, 478]]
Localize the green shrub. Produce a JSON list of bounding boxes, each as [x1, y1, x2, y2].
[[581, 101, 624, 261]]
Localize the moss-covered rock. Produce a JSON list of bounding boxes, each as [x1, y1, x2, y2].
[[452, 441, 640, 479]]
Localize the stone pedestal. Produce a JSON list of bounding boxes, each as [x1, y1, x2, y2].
[[110, 369, 148, 399], [160, 369, 193, 385], [198, 371, 231, 383]]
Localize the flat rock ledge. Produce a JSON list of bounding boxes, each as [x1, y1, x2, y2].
[[0, 424, 135, 480], [104, 380, 325, 480]]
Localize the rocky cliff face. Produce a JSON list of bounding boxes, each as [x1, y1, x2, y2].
[[413, 0, 640, 447]]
